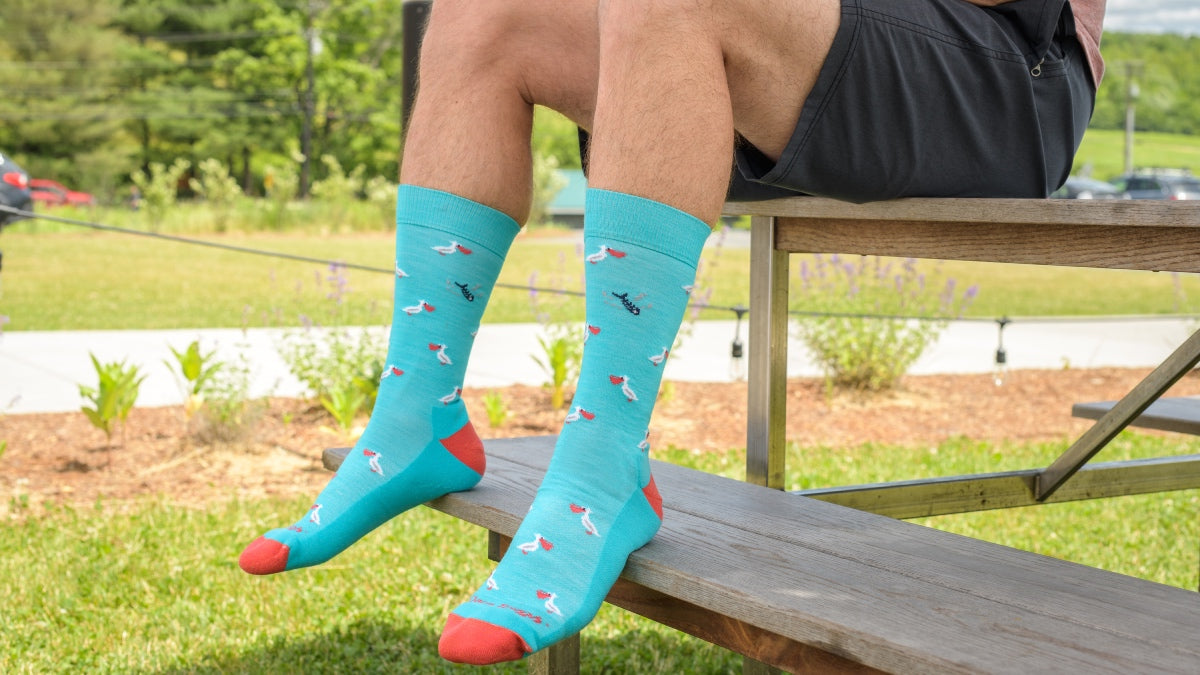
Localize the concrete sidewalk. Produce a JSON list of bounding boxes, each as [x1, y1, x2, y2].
[[1, 318, 1195, 415]]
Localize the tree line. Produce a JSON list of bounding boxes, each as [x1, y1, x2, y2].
[[0, 0, 1196, 203]]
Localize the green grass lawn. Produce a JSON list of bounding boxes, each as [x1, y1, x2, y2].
[[3, 434, 1195, 672], [1074, 128, 1200, 182], [1, 228, 1197, 331], [3, 128, 1198, 331]]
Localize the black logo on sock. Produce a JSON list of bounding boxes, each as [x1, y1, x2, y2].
[[613, 292, 641, 316], [452, 281, 476, 302]]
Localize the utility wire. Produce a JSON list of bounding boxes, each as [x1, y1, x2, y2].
[[1, 204, 1195, 327]]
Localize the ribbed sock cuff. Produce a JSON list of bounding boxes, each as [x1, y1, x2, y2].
[[584, 189, 712, 266], [397, 185, 521, 258]]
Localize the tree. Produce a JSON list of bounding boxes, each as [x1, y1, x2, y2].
[[0, 0, 136, 190]]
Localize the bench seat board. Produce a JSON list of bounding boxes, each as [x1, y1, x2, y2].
[[413, 437, 1200, 674], [724, 198, 1200, 272], [1073, 396, 1200, 436]]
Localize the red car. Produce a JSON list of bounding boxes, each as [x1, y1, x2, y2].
[[29, 179, 95, 207]]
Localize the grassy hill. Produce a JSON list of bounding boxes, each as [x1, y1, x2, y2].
[[1072, 128, 1200, 182]]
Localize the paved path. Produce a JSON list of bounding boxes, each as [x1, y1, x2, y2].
[[1, 318, 1195, 414]]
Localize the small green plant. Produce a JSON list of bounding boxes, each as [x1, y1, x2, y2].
[[793, 255, 978, 392], [320, 382, 368, 441], [78, 355, 146, 456], [310, 155, 365, 202], [532, 326, 583, 410], [482, 390, 511, 428], [164, 340, 223, 426], [527, 258, 584, 410], [193, 345, 262, 444], [364, 175, 398, 223]]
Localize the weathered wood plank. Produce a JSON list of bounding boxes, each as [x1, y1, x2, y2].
[[723, 197, 1200, 272], [724, 197, 1200, 229], [797, 453, 1200, 518], [322, 439, 1200, 673], [491, 533, 881, 675], [1073, 396, 1200, 436], [431, 437, 1200, 674], [772, 219, 1200, 272]]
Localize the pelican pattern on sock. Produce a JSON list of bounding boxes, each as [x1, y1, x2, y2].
[[239, 186, 519, 575]]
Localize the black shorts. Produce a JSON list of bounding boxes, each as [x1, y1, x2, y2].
[[728, 0, 1095, 203]]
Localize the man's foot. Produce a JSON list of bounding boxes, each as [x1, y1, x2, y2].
[[438, 443, 662, 663]]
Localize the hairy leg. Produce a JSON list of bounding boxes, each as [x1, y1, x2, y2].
[[403, 0, 838, 224], [588, 0, 840, 223], [399, 0, 601, 224], [438, 1, 841, 663]]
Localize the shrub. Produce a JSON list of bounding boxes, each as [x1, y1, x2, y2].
[[529, 151, 566, 227], [276, 264, 386, 424], [193, 345, 264, 444], [793, 255, 978, 392], [130, 159, 190, 228], [188, 159, 244, 232]]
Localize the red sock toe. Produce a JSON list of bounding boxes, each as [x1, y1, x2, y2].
[[238, 537, 290, 575], [439, 613, 531, 664]]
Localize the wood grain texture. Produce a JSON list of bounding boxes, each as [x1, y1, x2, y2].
[[724, 197, 1200, 228], [491, 533, 879, 674], [428, 437, 1200, 674], [724, 197, 1200, 272], [773, 220, 1200, 272], [798, 454, 1200, 517]]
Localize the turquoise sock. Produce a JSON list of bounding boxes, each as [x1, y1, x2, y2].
[[439, 189, 711, 664], [240, 186, 519, 575]]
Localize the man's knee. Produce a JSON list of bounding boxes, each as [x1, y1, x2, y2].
[[420, 0, 531, 76]]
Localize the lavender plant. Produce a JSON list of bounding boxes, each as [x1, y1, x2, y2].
[[277, 263, 386, 421], [793, 255, 978, 392]]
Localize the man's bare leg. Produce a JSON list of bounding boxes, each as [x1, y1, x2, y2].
[[399, 0, 601, 224], [239, 1, 601, 576], [438, 0, 841, 664], [588, 0, 840, 224]]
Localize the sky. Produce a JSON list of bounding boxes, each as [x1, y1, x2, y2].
[[1104, 0, 1200, 36]]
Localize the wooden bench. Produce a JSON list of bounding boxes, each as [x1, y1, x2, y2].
[[724, 198, 1200, 512], [324, 436, 1200, 673], [325, 197, 1200, 673]]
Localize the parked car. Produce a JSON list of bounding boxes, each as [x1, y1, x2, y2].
[[0, 151, 32, 228], [1051, 176, 1127, 200], [1114, 170, 1200, 200], [29, 178, 95, 207]]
